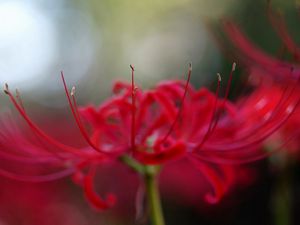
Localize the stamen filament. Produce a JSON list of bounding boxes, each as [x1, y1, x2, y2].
[[193, 72, 222, 151], [211, 70, 297, 146], [196, 93, 300, 153], [15, 89, 25, 111], [4, 84, 85, 156], [160, 63, 192, 144], [210, 62, 236, 135], [71, 88, 106, 152], [61, 72, 106, 154], [130, 65, 136, 151], [193, 130, 298, 164]]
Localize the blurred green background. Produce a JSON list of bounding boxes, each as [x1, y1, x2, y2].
[[0, 0, 242, 107]]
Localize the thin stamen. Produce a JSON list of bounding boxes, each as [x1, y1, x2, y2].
[[210, 67, 296, 146], [61, 72, 106, 154], [4, 84, 85, 156], [71, 88, 108, 152], [15, 89, 25, 111], [3, 89, 62, 160], [196, 86, 300, 153], [225, 84, 290, 144], [192, 72, 222, 151], [210, 62, 236, 132], [193, 127, 299, 164], [130, 65, 136, 151], [160, 63, 192, 144]]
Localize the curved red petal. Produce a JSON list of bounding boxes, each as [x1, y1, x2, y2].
[[83, 171, 116, 210], [188, 156, 234, 204]]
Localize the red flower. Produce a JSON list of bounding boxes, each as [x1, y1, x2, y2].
[[222, 6, 300, 82], [1, 63, 297, 208], [222, 5, 300, 157]]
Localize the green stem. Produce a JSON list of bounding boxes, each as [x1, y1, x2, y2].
[[144, 166, 165, 225], [272, 162, 292, 225], [119, 155, 165, 225], [119, 155, 145, 174]]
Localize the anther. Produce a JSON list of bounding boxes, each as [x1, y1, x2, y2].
[[232, 62, 236, 71], [4, 83, 9, 95], [188, 62, 192, 72], [130, 63, 136, 151], [15, 88, 25, 110], [217, 73, 222, 82], [71, 86, 76, 96], [133, 86, 138, 95], [16, 89, 20, 97]]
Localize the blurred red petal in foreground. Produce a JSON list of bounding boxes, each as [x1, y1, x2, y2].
[[222, 5, 300, 157]]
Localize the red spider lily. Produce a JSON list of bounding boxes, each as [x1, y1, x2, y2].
[[77, 64, 300, 202], [222, 6, 300, 82], [127, 65, 299, 163], [1, 62, 298, 209], [79, 64, 237, 164], [222, 5, 300, 157], [69, 64, 297, 201]]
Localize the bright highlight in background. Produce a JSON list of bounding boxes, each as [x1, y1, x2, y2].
[[0, 0, 56, 88]]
